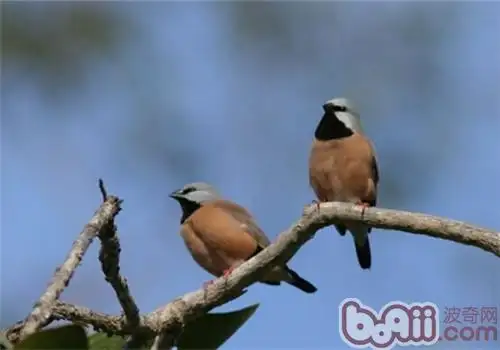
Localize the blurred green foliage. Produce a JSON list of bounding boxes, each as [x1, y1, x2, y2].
[[1, 2, 127, 89], [5, 304, 259, 350], [14, 324, 88, 349], [87, 332, 126, 350], [176, 303, 259, 349]]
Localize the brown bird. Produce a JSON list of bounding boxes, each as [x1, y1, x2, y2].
[[169, 182, 317, 293], [308, 97, 379, 269]]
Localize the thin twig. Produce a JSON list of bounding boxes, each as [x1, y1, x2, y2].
[[97, 180, 140, 329], [98, 178, 108, 201], [16, 196, 123, 341]]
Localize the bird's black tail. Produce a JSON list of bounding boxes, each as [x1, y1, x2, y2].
[[284, 267, 318, 294], [354, 236, 372, 269]]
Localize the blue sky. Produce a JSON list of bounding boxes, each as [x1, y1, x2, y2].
[[1, 2, 499, 349]]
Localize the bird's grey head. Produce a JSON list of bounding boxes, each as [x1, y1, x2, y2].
[[322, 97, 363, 134], [169, 182, 221, 205]]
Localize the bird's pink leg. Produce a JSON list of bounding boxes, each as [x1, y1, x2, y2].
[[221, 267, 236, 287], [311, 199, 321, 212], [202, 266, 236, 290], [222, 266, 235, 278], [203, 280, 215, 289], [356, 201, 371, 217]]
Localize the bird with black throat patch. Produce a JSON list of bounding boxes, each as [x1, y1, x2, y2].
[[308, 97, 379, 270], [169, 182, 318, 293]]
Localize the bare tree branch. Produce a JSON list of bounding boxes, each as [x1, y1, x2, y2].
[[52, 302, 127, 334], [97, 180, 140, 329], [7, 200, 498, 345], [305, 203, 500, 258], [16, 195, 123, 341]]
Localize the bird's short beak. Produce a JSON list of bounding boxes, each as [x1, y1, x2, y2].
[[169, 190, 182, 199]]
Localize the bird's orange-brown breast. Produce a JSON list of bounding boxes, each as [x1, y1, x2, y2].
[[180, 201, 260, 277], [309, 132, 377, 204]]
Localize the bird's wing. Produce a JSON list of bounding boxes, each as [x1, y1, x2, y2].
[[367, 140, 379, 206], [186, 203, 260, 262], [368, 156, 379, 206], [209, 199, 271, 249]]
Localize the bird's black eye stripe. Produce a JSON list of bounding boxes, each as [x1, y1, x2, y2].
[[181, 187, 195, 195], [333, 105, 348, 112]]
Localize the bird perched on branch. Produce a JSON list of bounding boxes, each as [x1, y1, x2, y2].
[[308, 97, 379, 270], [169, 182, 317, 294]]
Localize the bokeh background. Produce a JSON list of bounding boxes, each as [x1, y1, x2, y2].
[[1, 2, 499, 349]]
